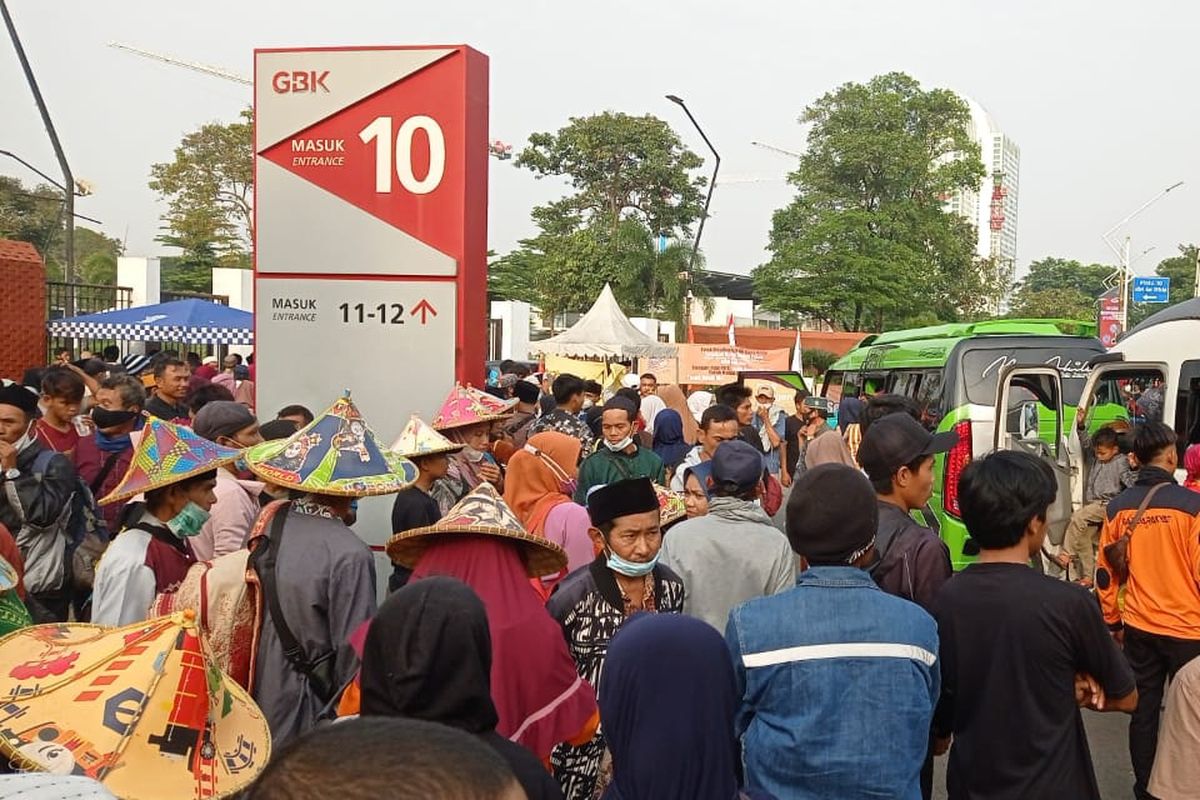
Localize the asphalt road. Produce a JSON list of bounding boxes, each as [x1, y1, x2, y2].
[[932, 711, 1135, 799]]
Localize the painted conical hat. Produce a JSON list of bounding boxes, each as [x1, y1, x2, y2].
[[388, 415, 464, 459], [98, 419, 241, 506], [0, 612, 271, 800], [654, 484, 688, 529], [432, 384, 514, 431], [464, 384, 518, 415], [245, 392, 417, 497], [386, 483, 567, 577]]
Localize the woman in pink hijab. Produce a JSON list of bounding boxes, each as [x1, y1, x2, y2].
[[1184, 443, 1200, 493]]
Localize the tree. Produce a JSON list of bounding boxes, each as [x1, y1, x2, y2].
[[149, 108, 253, 266], [753, 73, 988, 332], [802, 348, 838, 378], [1008, 257, 1112, 320], [495, 112, 709, 325], [1127, 244, 1198, 326], [0, 175, 122, 282]]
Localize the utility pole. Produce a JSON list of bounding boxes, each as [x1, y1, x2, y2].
[[2, 0, 76, 308], [1101, 181, 1183, 331]]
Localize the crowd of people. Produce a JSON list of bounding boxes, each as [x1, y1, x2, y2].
[[0, 351, 1199, 800]]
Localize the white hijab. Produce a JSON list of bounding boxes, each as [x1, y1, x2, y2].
[[687, 390, 714, 423], [640, 394, 666, 434]]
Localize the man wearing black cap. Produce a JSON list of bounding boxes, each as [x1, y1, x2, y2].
[[858, 414, 956, 613], [501, 379, 541, 450], [0, 383, 79, 621], [191, 401, 265, 561], [727, 464, 939, 800], [803, 397, 855, 469], [572, 397, 664, 504], [547, 477, 685, 799], [660, 439, 794, 631]]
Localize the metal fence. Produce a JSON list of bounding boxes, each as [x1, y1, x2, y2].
[[45, 281, 133, 361], [161, 290, 229, 305]]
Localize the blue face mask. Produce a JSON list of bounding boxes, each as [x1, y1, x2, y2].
[[233, 456, 250, 474], [605, 548, 660, 578], [167, 501, 210, 538]]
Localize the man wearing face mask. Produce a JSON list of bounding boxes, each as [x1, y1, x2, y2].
[[0, 384, 79, 622], [573, 398, 665, 504], [191, 401, 265, 561], [91, 418, 240, 626], [547, 477, 685, 799], [75, 375, 147, 535]]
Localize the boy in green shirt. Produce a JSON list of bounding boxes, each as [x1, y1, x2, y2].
[[574, 397, 665, 504]]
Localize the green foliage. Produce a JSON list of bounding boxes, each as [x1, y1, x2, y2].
[[753, 72, 989, 332], [497, 111, 710, 326], [149, 108, 253, 266], [1008, 257, 1113, 320], [1127, 244, 1198, 325], [0, 176, 123, 282], [801, 348, 838, 377]]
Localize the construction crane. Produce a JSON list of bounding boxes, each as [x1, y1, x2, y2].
[[108, 41, 251, 85], [107, 42, 514, 159]]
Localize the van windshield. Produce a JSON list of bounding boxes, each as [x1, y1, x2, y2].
[[957, 344, 1101, 406]]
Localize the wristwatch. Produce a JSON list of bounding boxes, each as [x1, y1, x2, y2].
[[1, 468, 18, 482]]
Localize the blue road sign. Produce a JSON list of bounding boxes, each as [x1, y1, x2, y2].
[[1132, 276, 1170, 304]]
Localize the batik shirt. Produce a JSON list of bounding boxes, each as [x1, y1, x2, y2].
[[528, 409, 595, 455], [546, 556, 685, 799]]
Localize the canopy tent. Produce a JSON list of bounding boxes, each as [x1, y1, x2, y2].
[[530, 284, 677, 360], [46, 298, 253, 345]]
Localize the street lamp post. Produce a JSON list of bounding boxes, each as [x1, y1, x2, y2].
[[2, 0, 77, 306], [667, 95, 720, 342], [1101, 181, 1184, 330]]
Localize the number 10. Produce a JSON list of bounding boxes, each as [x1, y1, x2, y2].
[[359, 115, 445, 195]]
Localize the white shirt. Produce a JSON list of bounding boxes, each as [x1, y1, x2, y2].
[[91, 520, 157, 627]]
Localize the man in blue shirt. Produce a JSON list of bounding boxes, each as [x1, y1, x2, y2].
[[726, 464, 939, 800]]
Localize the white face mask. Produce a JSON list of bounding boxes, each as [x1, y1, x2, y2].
[[11, 421, 35, 454], [604, 435, 634, 453]]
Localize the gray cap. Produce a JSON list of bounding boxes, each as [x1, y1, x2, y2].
[[193, 400, 256, 442]]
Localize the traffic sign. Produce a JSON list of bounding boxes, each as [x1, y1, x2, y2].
[[1132, 276, 1170, 304], [254, 46, 488, 578]]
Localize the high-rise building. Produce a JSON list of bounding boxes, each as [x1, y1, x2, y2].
[[946, 96, 1020, 269]]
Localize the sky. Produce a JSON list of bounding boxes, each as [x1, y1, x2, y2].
[[2, 0, 1197, 283]]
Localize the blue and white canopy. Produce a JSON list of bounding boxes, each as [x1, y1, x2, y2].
[[46, 299, 253, 345]]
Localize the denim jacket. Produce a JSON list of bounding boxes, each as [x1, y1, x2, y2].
[[725, 566, 940, 800]]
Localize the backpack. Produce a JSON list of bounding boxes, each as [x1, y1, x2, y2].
[[14, 450, 109, 598]]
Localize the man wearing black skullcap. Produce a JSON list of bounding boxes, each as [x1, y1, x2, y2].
[[726, 463, 940, 800], [0, 383, 79, 622], [547, 477, 685, 799], [501, 379, 541, 450]]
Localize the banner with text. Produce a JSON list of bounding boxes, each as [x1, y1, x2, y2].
[[640, 345, 791, 386]]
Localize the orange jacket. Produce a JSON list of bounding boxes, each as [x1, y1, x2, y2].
[[1098, 467, 1200, 639]]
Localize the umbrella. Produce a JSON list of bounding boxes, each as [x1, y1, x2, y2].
[[0, 611, 271, 800], [46, 299, 253, 346]]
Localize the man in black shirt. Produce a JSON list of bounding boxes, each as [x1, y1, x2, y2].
[[144, 356, 191, 423], [932, 450, 1137, 800]]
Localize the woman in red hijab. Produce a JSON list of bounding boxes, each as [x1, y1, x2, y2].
[[504, 432, 594, 581], [389, 485, 599, 763]]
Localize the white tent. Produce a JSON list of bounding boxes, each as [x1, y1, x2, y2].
[[530, 284, 678, 360]]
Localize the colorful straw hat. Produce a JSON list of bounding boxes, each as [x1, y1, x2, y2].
[[464, 383, 518, 414], [98, 418, 241, 506], [245, 391, 417, 497], [387, 483, 567, 577], [389, 415, 464, 459], [654, 484, 687, 529], [432, 383, 515, 431], [0, 611, 271, 799]]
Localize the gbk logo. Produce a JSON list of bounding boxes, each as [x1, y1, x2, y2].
[[272, 70, 330, 93]]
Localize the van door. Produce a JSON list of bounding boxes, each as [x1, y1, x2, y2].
[[1071, 361, 1169, 502], [993, 366, 1073, 571]]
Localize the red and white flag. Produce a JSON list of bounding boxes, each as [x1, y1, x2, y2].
[[727, 313, 737, 346]]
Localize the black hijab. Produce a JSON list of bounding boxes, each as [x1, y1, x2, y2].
[[360, 576, 499, 733]]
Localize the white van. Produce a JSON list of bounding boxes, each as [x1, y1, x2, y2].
[[1068, 298, 1200, 498]]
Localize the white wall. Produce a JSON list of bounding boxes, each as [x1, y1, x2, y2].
[[213, 267, 255, 358], [116, 257, 161, 355], [489, 300, 531, 360], [692, 296, 754, 327]]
